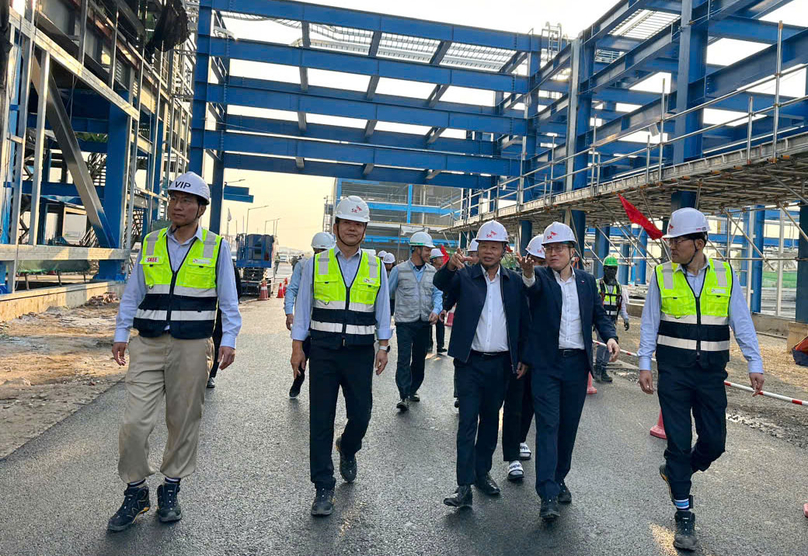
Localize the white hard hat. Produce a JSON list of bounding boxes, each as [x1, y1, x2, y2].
[[476, 221, 508, 243], [311, 232, 335, 250], [430, 248, 443, 259], [334, 195, 370, 223], [383, 253, 396, 264], [167, 171, 210, 204], [409, 231, 435, 248], [377, 250, 388, 259], [526, 235, 545, 258], [468, 239, 479, 252], [542, 221, 576, 245], [664, 207, 709, 239]]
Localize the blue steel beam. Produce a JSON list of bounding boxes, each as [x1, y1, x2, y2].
[[200, 131, 523, 176], [208, 82, 529, 136], [674, 0, 709, 164], [224, 154, 498, 189], [201, 0, 542, 52], [199, 36, 528, 93], [711, 17, 805, 43]]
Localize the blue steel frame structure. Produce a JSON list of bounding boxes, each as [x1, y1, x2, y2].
[[190, 0, 808, 318]]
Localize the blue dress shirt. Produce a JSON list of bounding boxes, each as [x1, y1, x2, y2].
[[388, 261, 443, 315]]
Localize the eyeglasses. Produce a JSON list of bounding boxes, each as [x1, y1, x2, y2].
[[168, 196, 199, 208], [543, 244, 570, 254], [667, 236, 694, 247]]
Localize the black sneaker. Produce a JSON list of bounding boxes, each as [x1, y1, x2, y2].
[[107, 485, 150, 532], [558, 481, 572, 504], [474, 473, 501, 496], [206, 376, 216, 389], [396, 398, 409, 412], [289, 373, 305, 398], [674, 510, 698, 551], [311, 487, 334, 516], [437, 348, 447, 354], [443, 485, 472, 509], [409, 393, 420, 403], [335, 436, 357, 483], [156, 482, 182, 523], [601, 370, 613, 383], [593, 370, 604, 383], [540, 497, 561, 522]]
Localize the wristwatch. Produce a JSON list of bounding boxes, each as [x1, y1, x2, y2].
[[378, 345, 391, 352]]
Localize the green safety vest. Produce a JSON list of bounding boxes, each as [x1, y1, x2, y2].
[[133, 227, 222, 340], [655, 258, 732, 368], [310, 248, 381, 348]]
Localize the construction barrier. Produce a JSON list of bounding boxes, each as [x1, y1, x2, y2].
[[258, 280, 269, 301]]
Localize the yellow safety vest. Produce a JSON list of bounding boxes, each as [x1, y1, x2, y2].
[[655, 258, 732, 368], [134, 227, 221, 339]]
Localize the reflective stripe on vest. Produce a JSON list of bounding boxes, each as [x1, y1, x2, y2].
[[310, 248, 381, 347], [133, 227, 221, 340], [655, 258, 732, 367], [599, 280, 621, 319]]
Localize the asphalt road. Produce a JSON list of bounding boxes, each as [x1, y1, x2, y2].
[[1, 298, 806, 556]]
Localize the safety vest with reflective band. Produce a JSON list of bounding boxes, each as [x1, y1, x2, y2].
[[133, 227, 222, 340], [654, 258, 733, 368], [598, 279, 622, 322], [310, 248, 381, 349]]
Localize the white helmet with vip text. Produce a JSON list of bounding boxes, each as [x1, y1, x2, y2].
[[409, 231, 435, 248], [311, 232, 335, 250], [663, 207, 710, 239], [526, 235, 545, 259], [334, 195, 370, 223], [167, 171, 210, 205], [475, 221, 509, 243], [430, 248, 443, 260], [542, 221, 576, 245], [468, 239, 479, 253], [383, 252, 396, 265]]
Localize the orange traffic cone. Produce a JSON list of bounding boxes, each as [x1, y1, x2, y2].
[[277, 283, 285, 299], [650, 410, 666, 439], [803, 503, 808, 518], [587, 372, 597, 395], [258, 280, 269, 301], [284, 277, 289, 286]]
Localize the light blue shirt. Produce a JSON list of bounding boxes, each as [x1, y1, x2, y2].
[[114, 226, 242, 349], [284, 258, 305, 315], [291, 247, 392, 342], [638, 259, 763, 374], [388, 260, 443, 314]]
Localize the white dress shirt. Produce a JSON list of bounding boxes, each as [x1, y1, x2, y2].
[[471, 266, 509, 353], [554, 269, 586, 350]]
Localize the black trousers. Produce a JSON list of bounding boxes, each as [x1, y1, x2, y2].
[[502, 372, 527, 462], [532, 350, 589, 500], [455, 351, 510, 486], [209, 310, 224, 378], [658, 363, 728, 501], [519, 371, 534, 444], [435, 320, 445, 350], [395, 321, 430, 399], [309, 343, 375, 490]]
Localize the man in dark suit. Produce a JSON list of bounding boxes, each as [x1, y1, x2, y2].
[[518, 221, 619, 522], [435, 221, 530, 510]]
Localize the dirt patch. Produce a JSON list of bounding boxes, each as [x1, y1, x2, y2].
[[0, 301, 125, 459]]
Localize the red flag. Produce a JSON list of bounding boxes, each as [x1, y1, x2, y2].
[[618, 195, 663, 240], [439, 245, 450, 265]]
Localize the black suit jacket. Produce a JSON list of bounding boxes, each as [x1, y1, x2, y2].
[[434, 263, 530, 372], [524, 266, 617, 374]]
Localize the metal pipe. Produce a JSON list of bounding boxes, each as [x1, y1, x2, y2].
[[772, 21, 783, 160], [746, 95, 754, 163], [725, 210, 776, 271], [777, 208, 785, 316], [125, 52, 146, 251], [657, 79, 666, 183], [28, 50, 50, 245]]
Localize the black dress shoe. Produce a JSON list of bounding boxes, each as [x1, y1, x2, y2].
[[311, 488, 334, 516], [107, 485, 150, 532], [289, 372, 305, 398], [335, 436, 357, 483], [156, 482, 182, 523], [443, 485, 472, 508], [409, 393, 420, 402], [474, 473, 501, 496], [540, 497, 561, 521], [601, 371, 613, 383], [674, 510, 698, 551], [396, 398, 409, 412], [558, 481, 572, 504]]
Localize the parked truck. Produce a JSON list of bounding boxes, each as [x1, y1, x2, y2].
[[235, 233, 275, 296]]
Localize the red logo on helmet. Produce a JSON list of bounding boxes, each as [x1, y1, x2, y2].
[[546, 231, 558, 239], [486, 230, 497, 238], [351, 206, 362, 213]]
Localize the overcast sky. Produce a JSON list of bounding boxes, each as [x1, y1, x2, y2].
[[205, 0, 807, 250]]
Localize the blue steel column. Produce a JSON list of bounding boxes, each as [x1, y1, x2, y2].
[[407, 184, 413, 224], [619, 243, 630, 285], [209, 157, 224, 233], [593, 226, 610, 278], [673, 0, 708, 164], [571, 211, 586, 261], [189, 7, 213, 175], [519, 220, 532, 253], [750, 206, 765, 313], [797, 206, 808, 323], [636, 230, 648, 284], [565, 39, 595, 192]]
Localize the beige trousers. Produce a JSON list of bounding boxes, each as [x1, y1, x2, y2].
[[118, 334, 214, 483]]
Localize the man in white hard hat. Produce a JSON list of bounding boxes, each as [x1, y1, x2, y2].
[[382, 252, 396, 274], [430, 247, 449, 355], [517, 221, 619, 522], [284, 231, 336, 398], [437, 221, 530, 509], [389, 231, 443, 410], [108, 171, 241, 531], [525, 235, 546, 267], [290, 195, 391, 517], [637, 207, 763, 551], [467, 239, 480, 265]]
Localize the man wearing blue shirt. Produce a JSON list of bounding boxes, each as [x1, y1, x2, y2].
[[285, 232, 336, 398], [107, 172, 241, 531], [389, 231, 443, 411], [638, 208, 764, 552]]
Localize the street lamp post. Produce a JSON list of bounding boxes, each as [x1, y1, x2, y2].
[[245, 204, 270, 234], [265, 217, 280, 236]]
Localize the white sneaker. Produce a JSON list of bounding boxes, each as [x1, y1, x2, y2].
[[507, 461, 524, 482], [519, 442, 532, 461]]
